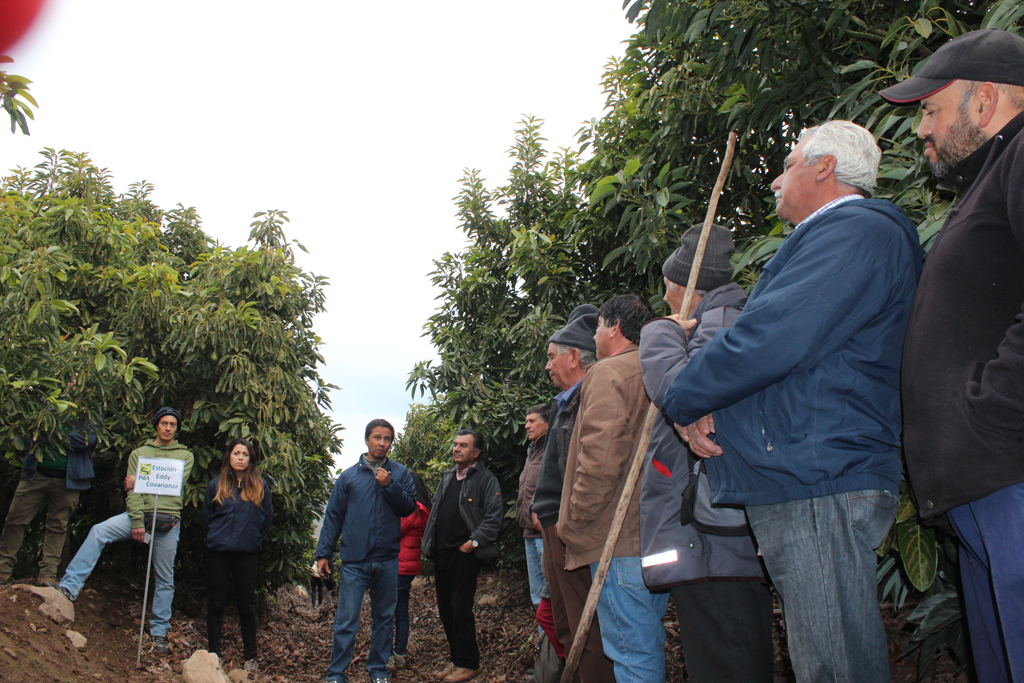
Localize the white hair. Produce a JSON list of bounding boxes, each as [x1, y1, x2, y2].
[[799, 120, 881, 196], [552, 343, 597, 369]]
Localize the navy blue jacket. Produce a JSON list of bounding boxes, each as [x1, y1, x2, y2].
[[23, 420, 97, 491], [202, 477, 274, 553], [663, 199, 924, 506], [315, 455, 416, 563]]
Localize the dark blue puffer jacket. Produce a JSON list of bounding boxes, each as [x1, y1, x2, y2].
[[202, 477, 274, 553], [315, 456, 416, 563], [663, 199, 925, 506]]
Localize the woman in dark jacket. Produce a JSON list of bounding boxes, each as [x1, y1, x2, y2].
[[202, 438, 274, 674]]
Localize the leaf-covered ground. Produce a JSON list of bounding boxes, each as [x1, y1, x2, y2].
[[0, 568, 968, 682]]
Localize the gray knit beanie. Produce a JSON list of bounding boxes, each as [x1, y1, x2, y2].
[[548, 304, 599, 353], [662, 223, 735, 290]]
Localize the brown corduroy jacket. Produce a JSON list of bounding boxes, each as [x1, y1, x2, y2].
[[558, 344, 650, 570]]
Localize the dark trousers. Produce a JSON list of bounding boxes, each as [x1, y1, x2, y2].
[[206, 550, 259, 661], [434, 551, 481, 669], [394, 573, 414, 655], [541, 525, 614, 683], [947, 481, 1024, 683], [670, 580, 775, 683]]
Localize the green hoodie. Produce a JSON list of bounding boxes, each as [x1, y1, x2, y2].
[[125, 440, 194, 529]]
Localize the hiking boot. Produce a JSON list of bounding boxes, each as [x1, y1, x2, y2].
[[244, 659, 259, 675], [388, 653, 407, 669], [444, 668, 480, 682], [41, 578, 75, 603], [151, 635, 169, 654]]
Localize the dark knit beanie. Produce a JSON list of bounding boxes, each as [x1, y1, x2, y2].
[[549, 304, 599, 353], [152, 406, 182, 427], [662, 223, 735, 290]]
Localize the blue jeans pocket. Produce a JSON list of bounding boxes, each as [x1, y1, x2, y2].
[[612, 556, 648, 590], [847, 489, 898, 549]]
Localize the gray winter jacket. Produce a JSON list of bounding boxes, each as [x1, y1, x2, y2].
[[637, 283, 766, 589]]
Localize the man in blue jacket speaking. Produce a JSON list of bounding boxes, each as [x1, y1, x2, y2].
[[316, 418, 416, 683], [663, 120, 924, 683]]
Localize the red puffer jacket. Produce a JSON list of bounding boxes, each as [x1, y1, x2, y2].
[[398, 502, 429, 576]]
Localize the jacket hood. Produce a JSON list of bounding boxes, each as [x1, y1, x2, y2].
[[855, 199, 926, 279]]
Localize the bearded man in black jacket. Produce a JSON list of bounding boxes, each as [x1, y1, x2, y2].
[[880, 29, 1024, 683]]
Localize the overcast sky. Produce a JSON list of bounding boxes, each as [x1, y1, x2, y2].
[[1, 0, 635, 470]]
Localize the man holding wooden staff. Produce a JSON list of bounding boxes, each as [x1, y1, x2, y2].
[[663, 121, 925, 683], [558, 294, 665, 683], [531, 305, 614, 683], [879, 29, 1024, 682]]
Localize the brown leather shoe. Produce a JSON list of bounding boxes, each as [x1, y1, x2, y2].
[[443, 667, 480, 682], [432, 664, 455, 679]]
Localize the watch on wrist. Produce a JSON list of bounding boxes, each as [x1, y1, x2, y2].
[[471, 539, 479, 548]]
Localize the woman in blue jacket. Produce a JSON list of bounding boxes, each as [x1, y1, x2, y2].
[[202, 438, 273, 673]]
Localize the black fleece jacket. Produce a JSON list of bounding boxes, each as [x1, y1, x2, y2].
[[902, 110, 1024, 517]]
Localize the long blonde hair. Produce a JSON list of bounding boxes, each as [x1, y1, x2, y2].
[[213, 438, 265, 508]]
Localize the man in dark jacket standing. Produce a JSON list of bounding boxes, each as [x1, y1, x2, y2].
[[421, 429, 502, 683], [316, 419, 416, 683], [664, 120, 925, 683], [879, 29, 1024, 683], [638, 224, 773, 683], [0, 415, 96, 584], [530, 305, 613, 683]]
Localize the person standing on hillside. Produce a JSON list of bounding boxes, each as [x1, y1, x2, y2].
[[0, 412, 96, 585], [49, 407, 193, 655], [879, 29, 1024, 682], [421, 429, 503, 683], [530, 305, 613, 683], [316, 418, 416, 683]]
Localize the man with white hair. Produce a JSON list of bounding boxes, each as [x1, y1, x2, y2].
[[662, 120, 925, 682]]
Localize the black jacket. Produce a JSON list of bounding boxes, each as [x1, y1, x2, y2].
[[902, 110, 1024, 517], [422, 463, 503, 562], [202, 477, 274, 553], [531, 383, 583, 528]]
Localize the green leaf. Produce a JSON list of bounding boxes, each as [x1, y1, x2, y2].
[[913, 18, 932, 39], [623, 158, 641, 178], [897, 520, 938, 591]]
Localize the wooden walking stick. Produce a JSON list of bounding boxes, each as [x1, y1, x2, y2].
[[560, 131, 738, 683]]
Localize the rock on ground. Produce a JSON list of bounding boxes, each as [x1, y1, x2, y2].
[[181, 650, 232, 683], [17, 584, 75, 624], [65, 629, 87, 649]]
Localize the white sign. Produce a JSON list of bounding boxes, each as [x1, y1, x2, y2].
[[134, 457, 184, 496]]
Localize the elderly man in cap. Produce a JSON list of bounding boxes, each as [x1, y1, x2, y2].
[[531, 304, 614, 683], [48, 407, 193, 654], [662, 120, 924, 682], [879, 28, 1024, 682], [638, 224, 774, 683]]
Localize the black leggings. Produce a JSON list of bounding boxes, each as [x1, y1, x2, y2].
[[206, 550, 259, 660]]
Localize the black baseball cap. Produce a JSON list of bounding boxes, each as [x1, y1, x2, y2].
[[879, 29, 1024, 105]]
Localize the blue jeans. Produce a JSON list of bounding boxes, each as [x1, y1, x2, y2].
[[946, 481, 1024, 683], [746, 490, 897, 683], [60, 511, 180, 637], [327, 559, 398, 682], [393, 573, 414, 655], [524, 536, 545, 608], [589, 556, 670, 683]]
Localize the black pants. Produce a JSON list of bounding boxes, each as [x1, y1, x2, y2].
[[206, 550, 259, 661], [434, 550, 481, 669], [670, 580, 775, 683]]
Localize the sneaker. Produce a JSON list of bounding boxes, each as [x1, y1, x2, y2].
[[371, 678, 388, 683], [388, 653, 406, 669], [151, 635, 169, 654], [244, 659, 259, 675], [41, 578, 75, 603]]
